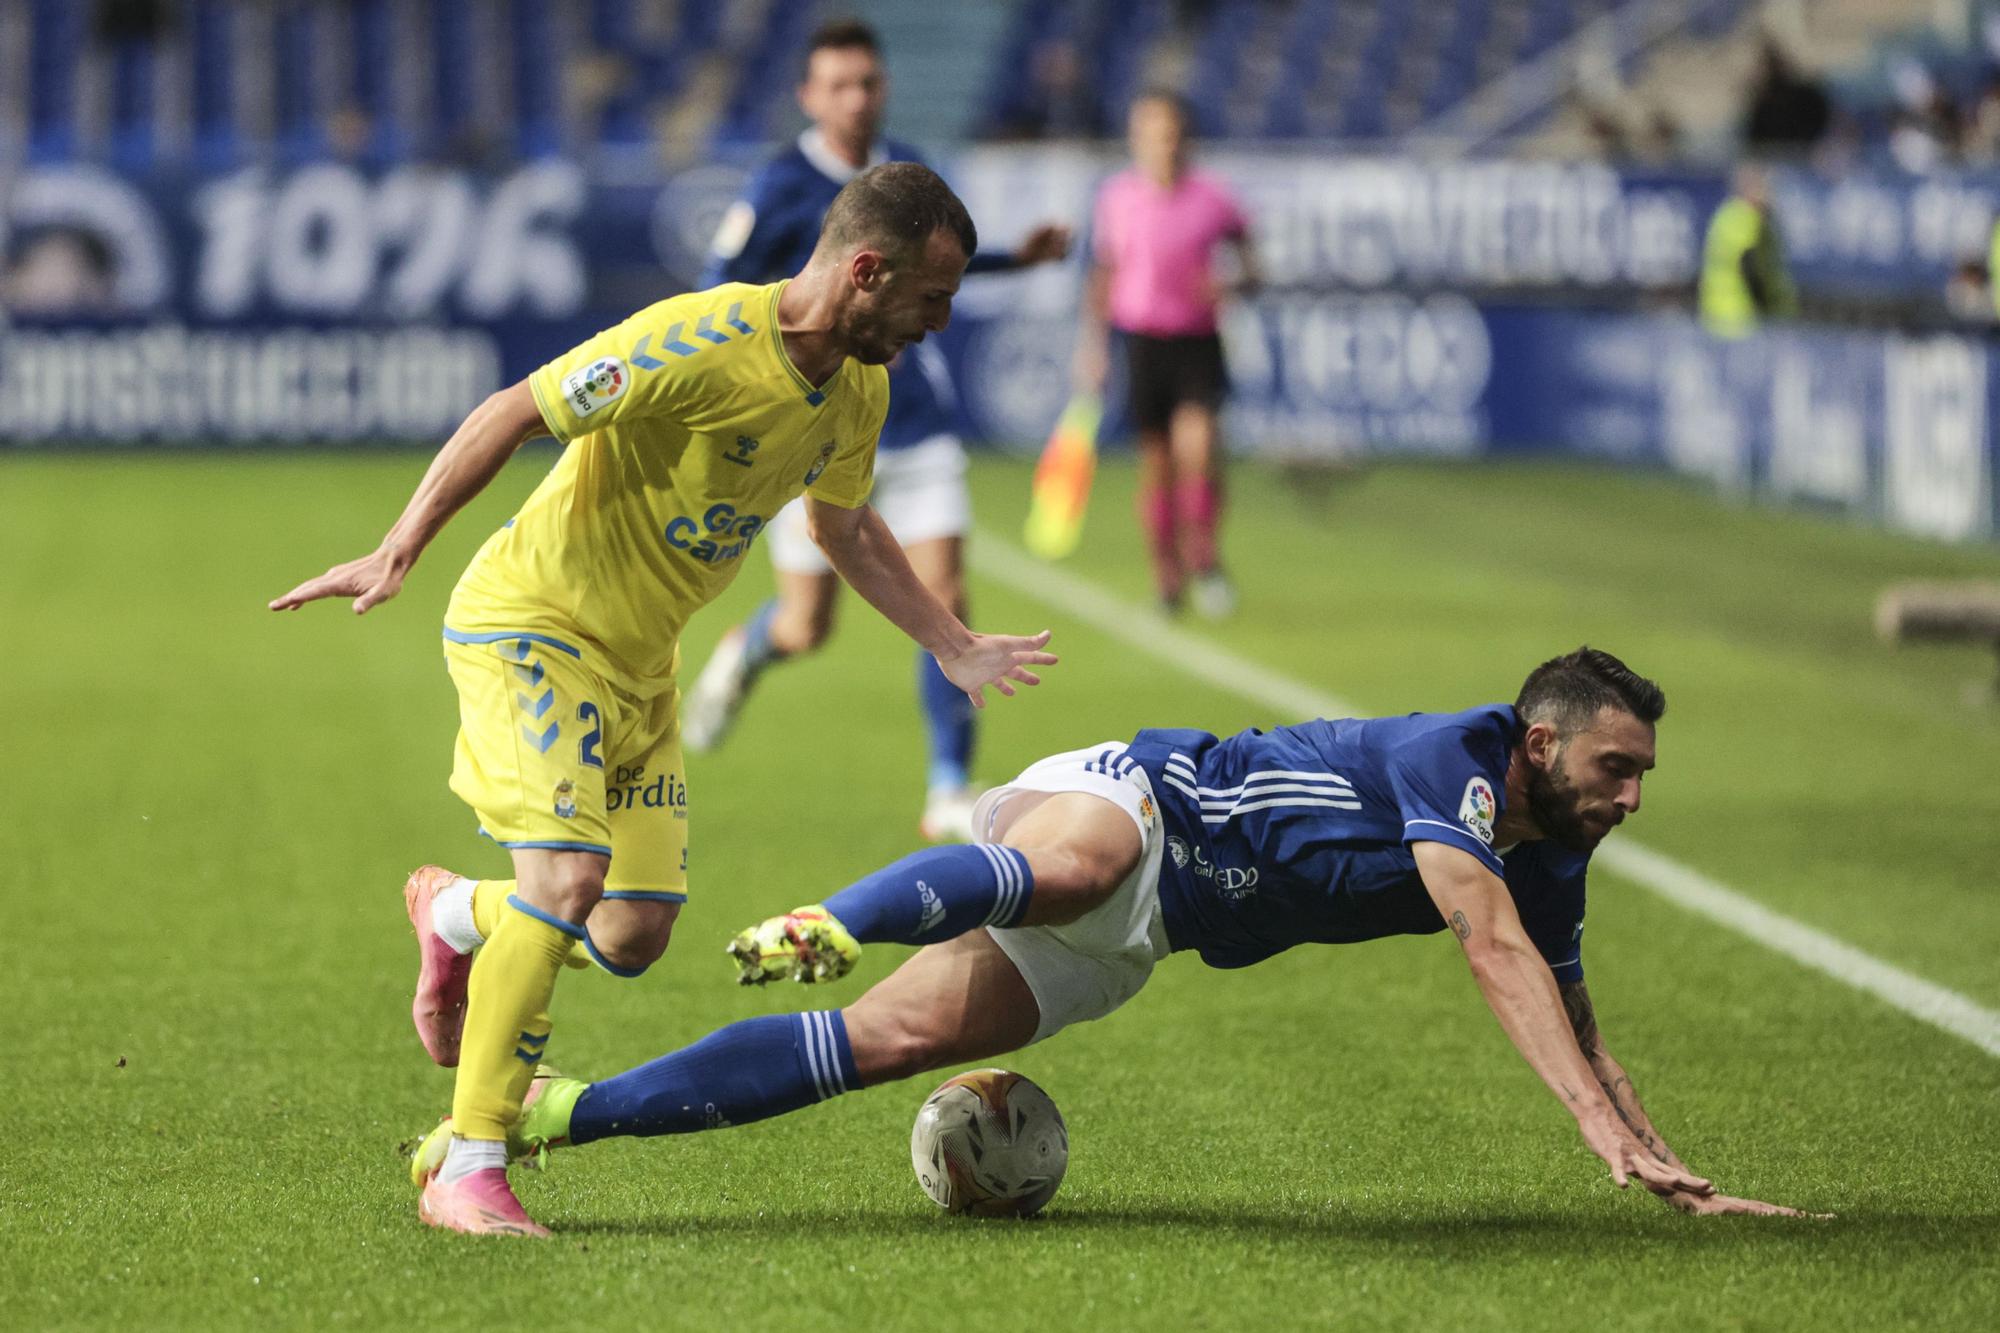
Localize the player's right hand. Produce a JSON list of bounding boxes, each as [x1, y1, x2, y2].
[[1657, 1188, 1832, 1219], [269, 546, 410, 615], [1578, 1109, 1712, 1197], [935, 629, 1058, 709]]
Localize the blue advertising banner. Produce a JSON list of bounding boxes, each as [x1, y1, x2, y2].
[[2, 153, 1995, 543]]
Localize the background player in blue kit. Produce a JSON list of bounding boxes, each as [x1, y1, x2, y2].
[[433, 647, 1827, 1220], [682, 19, 1073, 841]]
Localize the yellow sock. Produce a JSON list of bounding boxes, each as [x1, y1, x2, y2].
[[471, 879, 513, 938], [451, 896, 579, 1140], [475, 878, 589, 967]]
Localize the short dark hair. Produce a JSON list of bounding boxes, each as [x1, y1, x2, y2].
[[805, 17, 879, 74], [817, 162, 977, 263], [1515, 646, 1665, 735]]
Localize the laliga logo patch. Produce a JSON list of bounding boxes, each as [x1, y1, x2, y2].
[[1458, 776, 1497, 845], [1138, 794, 1155, 826], [802, 441, 836, 486], [553, 778, 577, 820], [563, 356, 628, 418]]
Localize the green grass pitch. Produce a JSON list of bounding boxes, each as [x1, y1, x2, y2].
[[4, 450, 1997, 1329]]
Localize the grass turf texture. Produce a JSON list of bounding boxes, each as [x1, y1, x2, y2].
[[4, 450, 1997, 1330]]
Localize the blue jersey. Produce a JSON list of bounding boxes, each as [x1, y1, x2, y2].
[[1124, 706, 1589, 980], [701, 131, 1014, 451]]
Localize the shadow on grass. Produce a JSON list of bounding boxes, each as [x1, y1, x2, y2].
[[555, 1201, 2000, 1254]]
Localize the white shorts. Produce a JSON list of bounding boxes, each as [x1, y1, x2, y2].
[[767, 434, 971, 575], [972, 741, 1172, 1045]]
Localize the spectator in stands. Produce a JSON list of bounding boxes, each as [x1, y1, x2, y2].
[[1945, 255, 1991, 325], [1076, 90, 1257, 619], [1699, 165, 1795, 339], [1740, 37, 1830, 154], [999, 37, 1108, 141], [1959, 73, 2000, 165], [1889, 89, 1965, 174], [1636, 108, 1686, 166]]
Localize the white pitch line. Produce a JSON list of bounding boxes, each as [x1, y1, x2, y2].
[[972, 530, 2000, 1060]]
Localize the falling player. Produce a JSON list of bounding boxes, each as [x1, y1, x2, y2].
[[416, 648, 1824, 1223]]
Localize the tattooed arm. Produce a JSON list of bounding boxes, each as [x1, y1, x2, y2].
[[1559, 979, 1830, 1218], [1560, 981, 1685, 1169], [1411, 843, 1711, 1197]]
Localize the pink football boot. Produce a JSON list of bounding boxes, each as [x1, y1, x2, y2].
[[403, 865, 473, 1066], [417, 1167, 550, 1238]]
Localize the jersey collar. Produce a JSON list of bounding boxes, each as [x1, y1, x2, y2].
[[766, 280, 837, 407], [798, 128, 888, 185]]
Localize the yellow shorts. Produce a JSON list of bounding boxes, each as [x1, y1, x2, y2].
[[443, 630, 688, 901]]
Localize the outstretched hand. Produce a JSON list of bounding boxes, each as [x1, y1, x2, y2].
[[269, 546, 411, 615], [1656, 1187, 1833, 1219], [935, 630, 1058, 709], [1578, 1110, 1712, 1197], [1016, 223, 1073, 267]]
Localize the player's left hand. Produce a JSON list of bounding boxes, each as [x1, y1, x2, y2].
[[1655, 1187, 1832, 1219], [936, 630, 1058, 709], [1016, 224, 1073, 267]]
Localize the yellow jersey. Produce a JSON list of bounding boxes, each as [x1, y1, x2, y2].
[[446, 280, 887, 692]]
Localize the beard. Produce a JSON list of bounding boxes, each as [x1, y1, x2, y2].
[[1524, 755, 1603, 852], [846, 322, 910, 366]]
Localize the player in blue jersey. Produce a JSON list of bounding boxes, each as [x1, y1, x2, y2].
[[680, 19, 1073, 842], [414, 647, 1825, 1220]]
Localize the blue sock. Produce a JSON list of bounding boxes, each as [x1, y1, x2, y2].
[[823, 844, 1032, 944], [918, 650, 975, 792], [568, 1011, 859, 1143], [739, 598, 786, 678]]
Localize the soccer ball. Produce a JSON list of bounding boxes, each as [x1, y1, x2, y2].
[[910, 1068, 1068, 1217]]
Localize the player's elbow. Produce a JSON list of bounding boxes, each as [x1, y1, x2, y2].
[[1459, 930, 1544, 982], [484, 381, 547, 446], [805, 505, 859, 558]]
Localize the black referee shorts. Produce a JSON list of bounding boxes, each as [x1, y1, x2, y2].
[[1122, 330, 1229, 435]]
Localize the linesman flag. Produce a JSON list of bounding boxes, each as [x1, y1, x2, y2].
[[1023, 394, 1102, 560]]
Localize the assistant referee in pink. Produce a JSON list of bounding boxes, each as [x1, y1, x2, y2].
[[1077, 90, 1259, 619]]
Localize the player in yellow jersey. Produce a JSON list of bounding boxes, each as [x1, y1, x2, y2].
[[270, 163, 1059, 1238]]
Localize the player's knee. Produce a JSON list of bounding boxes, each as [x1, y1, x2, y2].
[[584, 899, 677, 975], [522, 858, 606, 922], [1029, 841, 1134, 904], [589, 925, 670, 974]]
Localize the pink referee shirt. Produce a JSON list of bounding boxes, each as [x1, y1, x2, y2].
[[1092, 166, 1249, 338]]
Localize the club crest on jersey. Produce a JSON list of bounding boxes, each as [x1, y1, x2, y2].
[[553, 778, 577, 820], [1458, 776, 1497, 844], [562, 356, 627, 418], [1166, 836, 1190, 869], [802, 441, 837, 486]]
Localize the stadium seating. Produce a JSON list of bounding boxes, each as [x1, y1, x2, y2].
[[977, 0, 1667, 143], [11, 0, 819, 169], [0, 0, 1857, 168]]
